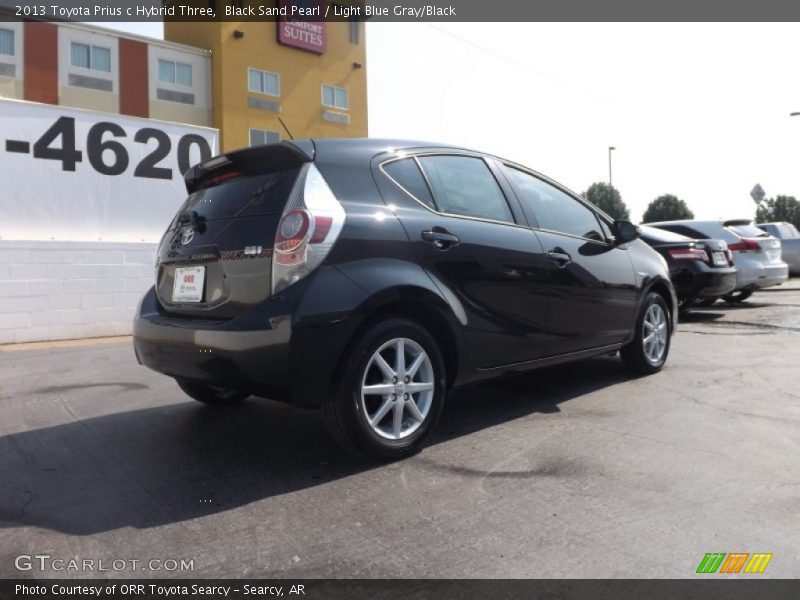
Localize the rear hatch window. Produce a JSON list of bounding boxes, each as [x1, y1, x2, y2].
[[156, 144, 311, 319], [175, 169, 301, 224]]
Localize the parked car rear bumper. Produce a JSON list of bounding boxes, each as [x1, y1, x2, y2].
[[671, 264, 737, 301], [695, 269, 737, 298], [734, 261, 789, 290]]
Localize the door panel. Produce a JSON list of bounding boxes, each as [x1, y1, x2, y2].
[[375, 153, 550, 368], [407, 212, 550, 367], [500, 164, 638, 354], [535, 231, 638, 354]]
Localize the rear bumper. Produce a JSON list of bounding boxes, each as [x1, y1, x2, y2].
[[734, 261, 789, 290], [133, 265, 370, 408], [133, 287, 293, 400], [672, 265, 737, 299]]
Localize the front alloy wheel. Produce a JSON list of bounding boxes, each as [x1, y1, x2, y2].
[[620, 291, 671, 375], [323, 318, 446, 460], [642, 303, 669, 365]]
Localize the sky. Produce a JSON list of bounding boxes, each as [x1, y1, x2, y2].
[[104, 21, 800, 223]]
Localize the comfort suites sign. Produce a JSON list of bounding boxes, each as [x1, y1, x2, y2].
[[277, 0, 328, 54]]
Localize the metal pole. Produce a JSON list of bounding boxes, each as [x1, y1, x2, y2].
[[608, 146, 616, 186]]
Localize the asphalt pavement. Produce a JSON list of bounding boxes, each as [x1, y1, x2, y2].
[[1, 282, 799, 578]]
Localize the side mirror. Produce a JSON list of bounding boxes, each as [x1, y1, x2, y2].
[[613, 220, 640, 245]]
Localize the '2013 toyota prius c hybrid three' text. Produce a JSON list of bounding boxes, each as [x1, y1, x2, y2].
[[134, 139, 678, 460]]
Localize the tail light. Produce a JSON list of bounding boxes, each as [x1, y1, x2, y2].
[[668, 248, 708, 262], [272, 164, 345, 294], [727, 238, 761, 252]]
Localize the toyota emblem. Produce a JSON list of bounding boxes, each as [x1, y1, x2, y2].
[[181, 228, 195, 245]]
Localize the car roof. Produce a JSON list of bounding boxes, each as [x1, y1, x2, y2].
[[648, 219, 752, 228], [306, 137, 483, 162]]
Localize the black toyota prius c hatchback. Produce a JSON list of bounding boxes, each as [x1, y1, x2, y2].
[[134, 138, 677, 459]]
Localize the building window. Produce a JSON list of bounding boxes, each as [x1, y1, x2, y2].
[[348, 20, 359, 44], [0, 28, 14, 57], [249, 128, 280, 146], [158, 59, 193, 87], [248, 68, 280, 96], [70, 42, 111, 72], [322, 84, 348, 109]]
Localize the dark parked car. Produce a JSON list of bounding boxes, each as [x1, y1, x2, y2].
[[134, 139, 677, 459], [649, 219, 788, 303], [638, 225, 737, 310]]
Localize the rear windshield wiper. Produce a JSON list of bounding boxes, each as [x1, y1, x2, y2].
[[176, 209, 206, 233]]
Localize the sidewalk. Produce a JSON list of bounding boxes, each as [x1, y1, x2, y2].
[[0, 335, 132, 352]]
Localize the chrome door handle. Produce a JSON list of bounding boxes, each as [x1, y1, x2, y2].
[[422, 230, 460, 250], [547, 250, 572, 267]]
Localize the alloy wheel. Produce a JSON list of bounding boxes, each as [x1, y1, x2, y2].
[[642, 303, 668, 365], [360, 337, 435, 440]]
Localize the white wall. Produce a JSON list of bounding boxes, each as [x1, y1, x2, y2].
[[0, 240, 155, 344]]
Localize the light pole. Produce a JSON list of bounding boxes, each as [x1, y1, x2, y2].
[[608, 146, 616, 186]]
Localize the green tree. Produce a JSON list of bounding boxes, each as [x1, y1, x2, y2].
[[642, 194, 695, 223], [582, 182, 630, 221], [755, 195, 800, 230]]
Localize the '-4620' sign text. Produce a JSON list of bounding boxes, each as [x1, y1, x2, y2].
[[4, 116, 213, 179]]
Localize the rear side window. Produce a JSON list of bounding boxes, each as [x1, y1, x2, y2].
[[505, 167, 604, 241], [181, 168, 301, 222], [729, 224, 769, 238], [382, 158, 435, 209], [656, 225, 708, 239], [417, 155, 514, 223], [780, 223, 800, 238], [639, 225, 692, 243]]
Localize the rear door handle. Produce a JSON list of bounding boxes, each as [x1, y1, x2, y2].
[[547, 249, 572, 267], [422, 230, 460, 250]]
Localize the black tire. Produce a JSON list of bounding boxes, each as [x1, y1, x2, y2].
[[620, 292, 672, 375], [722, 289, 753, 303], [176, 378, 249, 406], [678, 295, 697, 313], [322, 318, 447, 461], [694, 297, 719, 307]]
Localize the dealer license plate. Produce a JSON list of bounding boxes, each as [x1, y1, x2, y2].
[[172, 266, 205, 302], [712, 252, 728, 266]]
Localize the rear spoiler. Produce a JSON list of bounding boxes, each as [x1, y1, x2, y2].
[[183, 140, 314, 194], [723, 219, 752, 227]]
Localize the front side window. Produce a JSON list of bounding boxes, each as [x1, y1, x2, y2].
[[249, 128, 280, 146], [506, 167, 604, 240], [70, 42, 111, 72], [159, 59, 193, 86], [248, 68, 280, 96], [322, 84, 348, 109], [417, 155, 514, 223], [0, 28, 14, 57]]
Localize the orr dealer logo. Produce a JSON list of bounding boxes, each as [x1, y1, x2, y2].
[[696, 552, 773, 574]]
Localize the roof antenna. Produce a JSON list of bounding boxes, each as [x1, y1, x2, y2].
[[277, 116, 295, 141]]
